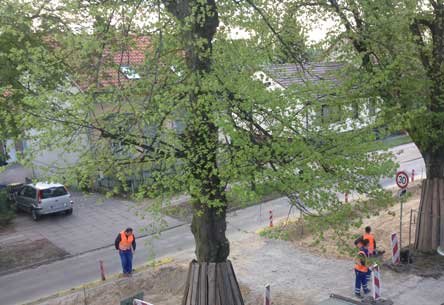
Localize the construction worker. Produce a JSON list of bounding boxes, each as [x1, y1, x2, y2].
[[363, 226, 376, 256], [354, 236, 364, 248], [115, 227, 136, 276], [363, 226, 377, 285], [354, 239, 370, 298]]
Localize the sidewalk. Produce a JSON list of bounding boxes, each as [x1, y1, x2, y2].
[[1, 193, 184, 257]]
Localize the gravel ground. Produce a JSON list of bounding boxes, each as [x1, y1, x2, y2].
[[229, 235, 444, 305]]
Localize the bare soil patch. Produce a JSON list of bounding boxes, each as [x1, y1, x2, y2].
[[29, 261, 257, 305], [385, 252, 444, 279], [0, 238, 68, 274], [0, 224, 16, 235]]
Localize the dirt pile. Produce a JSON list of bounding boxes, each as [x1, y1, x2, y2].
[[29, 262, 261, 305], [31, 263, 188, 305]]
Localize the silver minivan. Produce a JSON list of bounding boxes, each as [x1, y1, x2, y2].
[[15, 183, 74, 221]]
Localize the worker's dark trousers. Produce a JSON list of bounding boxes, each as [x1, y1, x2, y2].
[[119, 249, 133, 274], [354, 270, 369, 295]]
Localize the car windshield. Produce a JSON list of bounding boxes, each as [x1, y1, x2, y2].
[[41, 187, 68, 199]]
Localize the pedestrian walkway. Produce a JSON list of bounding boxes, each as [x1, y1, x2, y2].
[[4, 193, 184, 255]]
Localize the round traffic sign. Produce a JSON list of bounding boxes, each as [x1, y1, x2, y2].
[[396, 171, 409, 189]]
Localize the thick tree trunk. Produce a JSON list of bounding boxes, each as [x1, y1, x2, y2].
[[162, 1, 243, 303], [415, 151, 444, 251], [411, 3, 444, 252], [414, 178, 444, 251], [192, 203, 230, 262]]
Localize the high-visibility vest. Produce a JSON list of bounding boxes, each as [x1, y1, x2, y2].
[[119, 231, 134, 250], [363, 233, 375, 255], [354, 250, 369, 272]]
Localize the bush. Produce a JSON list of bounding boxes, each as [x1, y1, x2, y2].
[[259, 225, 289, 241], [0, 190, 15, 227]]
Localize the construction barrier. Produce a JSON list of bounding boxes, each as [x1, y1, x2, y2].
[[133, 299, 154, 305], [264, 284, 271, 305], [391, 232, 400, 265], [269, 210, 273, 227], [372, 264, 381, 301]]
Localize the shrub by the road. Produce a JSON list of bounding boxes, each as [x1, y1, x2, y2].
[[0, 189, 15, 227]]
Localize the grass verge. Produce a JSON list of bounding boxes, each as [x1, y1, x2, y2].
[[259, 183, 422, 259]]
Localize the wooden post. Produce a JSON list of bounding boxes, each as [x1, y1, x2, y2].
[[269, 210, 273, 228], [99, 260, 106, 281]]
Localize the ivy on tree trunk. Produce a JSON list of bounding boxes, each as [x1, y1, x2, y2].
[[163, 0, 230, 262]]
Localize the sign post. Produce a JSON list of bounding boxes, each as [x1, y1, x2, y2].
[[396, 171, 409, 250]]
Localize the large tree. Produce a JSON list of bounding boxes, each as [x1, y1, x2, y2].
[[5, 0, 394, 303], [295, 0, 444, 252]]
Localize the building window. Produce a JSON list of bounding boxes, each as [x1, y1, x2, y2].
[[321, 104, 341, 123], [368, 98, 376, 116], [352, 102, 360, 119]]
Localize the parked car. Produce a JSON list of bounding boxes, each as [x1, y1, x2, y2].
[[6, 182, 24, 202], [14, 182, 73, 221]]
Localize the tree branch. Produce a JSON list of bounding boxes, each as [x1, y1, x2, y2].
[[410, 18, 432, 72]]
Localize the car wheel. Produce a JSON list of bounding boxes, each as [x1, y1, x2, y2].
[[65, 208, 73, 215], [31, 210, 40, 221]]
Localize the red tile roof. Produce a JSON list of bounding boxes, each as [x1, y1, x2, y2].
[[80, 36, 151, 91]]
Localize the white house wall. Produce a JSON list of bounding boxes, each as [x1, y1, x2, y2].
[[255, 70, 378, 133]]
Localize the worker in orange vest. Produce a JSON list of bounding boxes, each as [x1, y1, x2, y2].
[[115, 227, 136, 276], [363, 226, 378, 284], [354, 239, 370, 298], [363, 226, 376, 256]]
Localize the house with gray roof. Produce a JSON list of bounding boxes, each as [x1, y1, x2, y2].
[[255, 62, 377, 132]]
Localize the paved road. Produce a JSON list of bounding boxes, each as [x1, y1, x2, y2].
[[0, 142, 427, 305], [381, 142, 426, 187]]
